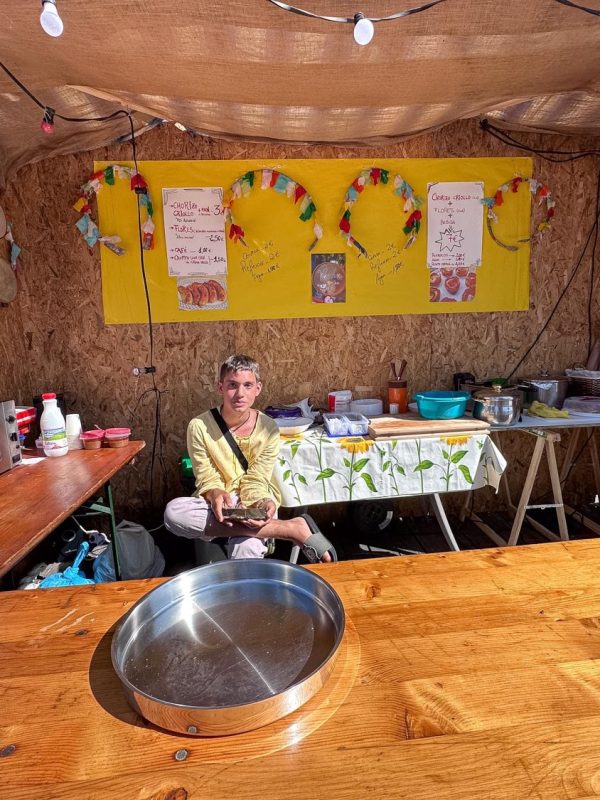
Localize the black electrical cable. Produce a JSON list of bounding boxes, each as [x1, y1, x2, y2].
[[0, 60, 130, 124], [480, 119, 600, 161], [126, 113, 168, 507], [480, 119, 600, 376], [505, 183, 600, 381], [0, 59, 168, 507], [552, 0, 600, 15]]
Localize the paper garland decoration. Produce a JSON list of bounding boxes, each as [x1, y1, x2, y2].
[[73, 165, 155, 255], [222, 169, 323, 251], [339, 168, 424, 257], [482, 175, 555, 252]]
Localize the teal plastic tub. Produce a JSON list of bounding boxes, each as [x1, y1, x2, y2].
[[414, 391, 470, 420]]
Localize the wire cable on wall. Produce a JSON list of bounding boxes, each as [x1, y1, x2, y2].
[[0, 60, 168, 507], [480, 119, 600, 374]]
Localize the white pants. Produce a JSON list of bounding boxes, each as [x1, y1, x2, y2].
[[164, 493, 268, 559]]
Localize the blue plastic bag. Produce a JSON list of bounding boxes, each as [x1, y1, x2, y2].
[[39, 542, 94, 588]]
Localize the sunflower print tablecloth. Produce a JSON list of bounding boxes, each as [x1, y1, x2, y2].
[[273, 427, 506, 507]]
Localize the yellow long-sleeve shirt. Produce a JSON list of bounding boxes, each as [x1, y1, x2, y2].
[[187, 409, 282, 507]]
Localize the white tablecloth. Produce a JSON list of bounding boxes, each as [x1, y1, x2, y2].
[[273, 427, 506, 507]]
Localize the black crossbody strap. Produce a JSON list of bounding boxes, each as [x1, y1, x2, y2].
[[210, 407, 249, 472]]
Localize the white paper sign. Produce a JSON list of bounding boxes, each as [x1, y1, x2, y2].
[[162, 187, 227, 277], [427, 181, 484, 270]]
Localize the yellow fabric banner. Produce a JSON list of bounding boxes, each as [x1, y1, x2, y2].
[[95, 157, 531, 323]]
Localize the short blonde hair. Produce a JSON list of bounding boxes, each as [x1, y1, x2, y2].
[[219, 354, 261, 382]]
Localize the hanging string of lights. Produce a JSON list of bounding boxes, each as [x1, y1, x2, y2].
[[39, 0, 600, 45], [263, 0, 447, 45], [0, 57, 169, 506]]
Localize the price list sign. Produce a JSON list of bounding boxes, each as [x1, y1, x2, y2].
[[162, 187, 228, 277], [426, 181, 484, 270]]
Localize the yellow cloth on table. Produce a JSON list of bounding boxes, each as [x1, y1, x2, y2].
[[528, 400, 569, 418]]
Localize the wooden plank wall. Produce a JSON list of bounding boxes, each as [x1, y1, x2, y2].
[[0, 119, 597, 517]]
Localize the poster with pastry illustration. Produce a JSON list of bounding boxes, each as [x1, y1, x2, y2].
[[429, 267, 476, 303], [177, 276, 228, 311]]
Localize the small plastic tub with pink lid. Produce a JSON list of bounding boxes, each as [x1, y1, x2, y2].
[[80, 430, 105, 450], [104, 427, 131, 448]]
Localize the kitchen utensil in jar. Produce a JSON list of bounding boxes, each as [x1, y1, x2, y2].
[[472, 384, 521, 426]]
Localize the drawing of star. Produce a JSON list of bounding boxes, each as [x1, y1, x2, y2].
[[435, 226, 464, 253]]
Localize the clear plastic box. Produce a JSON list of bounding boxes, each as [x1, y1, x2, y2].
[[323, 412, 369, 437]]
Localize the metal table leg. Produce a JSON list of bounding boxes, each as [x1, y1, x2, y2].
[[78, 481, 122, 581], [430, 493, 460, 551]]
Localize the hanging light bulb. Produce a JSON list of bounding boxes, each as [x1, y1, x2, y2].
[[40, 0, 64, 37], [40, 107, 55, 134], [353, 12, 374, 45]]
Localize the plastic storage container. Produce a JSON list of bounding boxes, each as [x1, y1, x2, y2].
[[323, 412, 369, 436], [80, 429, 105, 450], [40, 393, 68, 457], [563, 396, 600, 416], [349, 398, 383, 417], [104, 427, 132, 448], [414, 391, 470, 420]]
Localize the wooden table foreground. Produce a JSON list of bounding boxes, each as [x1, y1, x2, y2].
[[4, 539, 600, 799]]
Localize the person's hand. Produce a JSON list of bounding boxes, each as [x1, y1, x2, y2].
[[204, 489, 234, 525], [241, 498, 276, 530]]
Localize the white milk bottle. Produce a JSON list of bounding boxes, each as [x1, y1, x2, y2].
[[40, 393, 68, 457]]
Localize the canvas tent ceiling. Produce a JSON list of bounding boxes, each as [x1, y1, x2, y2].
[[0, 0, 600, 184]]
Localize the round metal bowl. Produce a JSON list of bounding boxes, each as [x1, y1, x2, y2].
[[111, 559, 345, 736]]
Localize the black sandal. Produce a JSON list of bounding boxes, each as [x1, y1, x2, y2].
[[299, 514, 338, 563]]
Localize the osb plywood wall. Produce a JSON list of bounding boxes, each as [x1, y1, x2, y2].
[[0, 119, 598, 520]]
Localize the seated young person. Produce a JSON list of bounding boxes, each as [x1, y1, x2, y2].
[[164, 354, 336, 563]]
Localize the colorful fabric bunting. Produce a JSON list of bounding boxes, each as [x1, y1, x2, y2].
[[340, 168, 423, 257], [73, 164, 155, 255], [223, 169, 323, 251], [482, 174, 555, 251]]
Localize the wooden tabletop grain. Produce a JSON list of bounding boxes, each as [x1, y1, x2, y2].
[[0, 441, 145, 576], [3, 537, 600, 799]]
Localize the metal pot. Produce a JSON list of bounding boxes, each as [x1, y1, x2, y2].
[[472, 384, 522, 426], [517, 371, 568, 409]]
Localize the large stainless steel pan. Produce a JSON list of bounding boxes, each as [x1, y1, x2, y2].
[[111, 559, 345, 736]]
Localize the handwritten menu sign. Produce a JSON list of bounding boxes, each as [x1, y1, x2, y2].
[[426, 181, 484, 270], [162, 187, 227, 277]]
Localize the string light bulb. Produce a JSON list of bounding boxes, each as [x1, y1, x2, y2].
[[353, 13, 374, 45], [40, 107, 55, 134], [40, 0, 64, 37], [264, 0, 447, 46]]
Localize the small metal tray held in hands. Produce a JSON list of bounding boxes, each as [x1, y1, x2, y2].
[[111, 559, 345, 736]]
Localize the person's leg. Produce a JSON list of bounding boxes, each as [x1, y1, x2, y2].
[[164, 495, 269, 558], [164, 496, 218, 540], [248, 516, 334, 563], [227, 536, 268, 559], [164, 497, 333, 562]]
